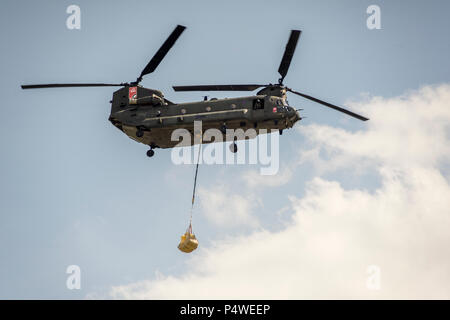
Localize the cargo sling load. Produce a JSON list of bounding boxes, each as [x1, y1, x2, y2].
[[178, 223, 198, 253], [178, 137, 202, 253]]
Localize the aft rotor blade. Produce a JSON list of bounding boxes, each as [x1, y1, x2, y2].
[[287, 88, 369, 121], [173, 84, 265, 91], [278, 30, 301, 83], [21, 83, 126, 89], [138, 25, 186, 82]]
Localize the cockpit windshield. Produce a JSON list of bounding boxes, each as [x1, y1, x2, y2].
[[276, 98, 289, 107]]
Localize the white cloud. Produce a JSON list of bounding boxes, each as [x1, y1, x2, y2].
[[197, 185, 260, 228], [108, 84, 450, 299], [300, 85, 450, 170], [242, 163, 294, 188]]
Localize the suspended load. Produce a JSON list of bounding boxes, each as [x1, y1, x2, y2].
[[178, 223, 198, 253], [178, 139, 202, 253]]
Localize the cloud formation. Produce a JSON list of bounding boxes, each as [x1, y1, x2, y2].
[[109, 84, 450, 299], [197, 185, 261, 228]]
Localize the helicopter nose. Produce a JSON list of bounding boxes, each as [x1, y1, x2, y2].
[[288, 107, 300, 120], [289, 109, 301, 123], [286, 107, 300, 125]]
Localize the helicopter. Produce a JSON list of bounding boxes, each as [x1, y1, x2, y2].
[[21, 25, 368, 157]]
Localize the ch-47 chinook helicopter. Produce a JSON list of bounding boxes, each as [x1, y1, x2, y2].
[[22, 25, 368, 157]]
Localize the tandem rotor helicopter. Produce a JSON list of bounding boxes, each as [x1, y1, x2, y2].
[[22, 25, 368, 157]]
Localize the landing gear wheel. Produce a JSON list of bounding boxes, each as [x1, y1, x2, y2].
[[136, 129, 144, 138], [279, 129, 283, 135], [146, 149, 155, 157], [230, 142, 238, 153], [220, 123, 227, 135]]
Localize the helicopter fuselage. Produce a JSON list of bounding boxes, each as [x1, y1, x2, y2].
[[108, 86, 301, 149]]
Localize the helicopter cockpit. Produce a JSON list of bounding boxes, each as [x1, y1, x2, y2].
[[273, 96, 291, 111]]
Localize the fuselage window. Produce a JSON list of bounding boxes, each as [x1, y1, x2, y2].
[[253, 98, 264, 110]]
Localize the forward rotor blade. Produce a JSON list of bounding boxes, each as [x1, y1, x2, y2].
[[21, 83, 126, 89], [278, 30, 301, 83], [173, 84, 265, 92], [287, 88, 369, 121], [138, 25, 186, 82]]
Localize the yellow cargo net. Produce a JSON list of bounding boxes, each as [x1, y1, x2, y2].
[[178, 223, 198, 253], [178, 136, 202, 253]]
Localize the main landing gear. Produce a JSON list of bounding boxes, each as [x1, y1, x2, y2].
[[230, 135, 238, 153], [230, 142, 238, 153], [146, 143, 156, 157], [221, 123, 237, 153], [220, 123, 227, 135]]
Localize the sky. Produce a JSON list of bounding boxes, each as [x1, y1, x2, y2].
[[0, 0, 449, 299]]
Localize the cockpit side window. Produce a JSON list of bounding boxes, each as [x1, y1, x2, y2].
[[253, 98, 264, 110]]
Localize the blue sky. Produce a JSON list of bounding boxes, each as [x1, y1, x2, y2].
[[1, 0, 449, 299]]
